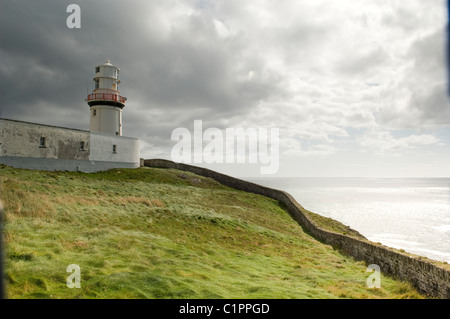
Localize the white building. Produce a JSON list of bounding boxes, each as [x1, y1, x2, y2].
[[0, 60, 141, 172], [87, 60, 125, 136]]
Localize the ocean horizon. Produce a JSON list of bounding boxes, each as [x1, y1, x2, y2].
[[244, 177, 450, 264]]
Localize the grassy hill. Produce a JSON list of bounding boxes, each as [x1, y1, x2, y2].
[[0, 165, 423, 298]]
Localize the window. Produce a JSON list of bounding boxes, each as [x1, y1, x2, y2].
[[115, 131, 119, 135], [93, 109, 96, 116], [95, 79, 100, 89], [112, 145, 117, 154], [39, 137, 46, 148], [80, 141, 86, 151], [95, 67, 100, 73]]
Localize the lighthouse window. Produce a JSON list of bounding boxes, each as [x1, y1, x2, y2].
[[95, 79, 100, 89], [95, 67, 100, 73], [93, 109, 96, 116], [39, 137, 46, 148], [112, 145, 117, 154], [79, 141, 86, 151]]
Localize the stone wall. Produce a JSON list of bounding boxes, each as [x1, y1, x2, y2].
[[0, 118, 90, 160], [0, 118, 140, 171], [0, 156, 139, 173], [144, 158, 450, 298]]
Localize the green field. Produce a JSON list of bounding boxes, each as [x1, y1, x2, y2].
[[0, 165, 423, 298]]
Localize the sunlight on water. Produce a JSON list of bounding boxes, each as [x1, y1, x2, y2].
[[246, 178, 450, 263]]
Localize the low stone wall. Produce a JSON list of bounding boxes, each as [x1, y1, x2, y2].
[[0, 156, 139, 173], [144, 159, 450, 298]]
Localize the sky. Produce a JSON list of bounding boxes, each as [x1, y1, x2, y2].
[[1, 0, 450, 178]]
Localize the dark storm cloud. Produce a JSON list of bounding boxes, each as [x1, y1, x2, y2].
[[0, 0, 284, 148], [376, 27, 450, 130], [408, 28, 450, 126]]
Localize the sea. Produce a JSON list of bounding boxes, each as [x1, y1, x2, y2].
[[244, 177, 450, 263]]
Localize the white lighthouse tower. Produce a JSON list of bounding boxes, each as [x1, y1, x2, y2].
[[86, 60, 127, 136]]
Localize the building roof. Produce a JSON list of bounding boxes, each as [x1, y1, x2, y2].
[[0, 117, 89, 133], [96, 59, 119, 70], [0, 117, 139, 140]]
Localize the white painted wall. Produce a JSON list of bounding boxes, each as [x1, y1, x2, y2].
[[90, 106, 123, 136], [89, 132, 140, 164], [0, 119, 90, 160]]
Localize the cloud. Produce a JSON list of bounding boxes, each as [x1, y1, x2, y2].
[[282, 140, 339, 158], [358, 130, 442, 153], [375, 27, 450, 130], [0, 0, 448, 176]]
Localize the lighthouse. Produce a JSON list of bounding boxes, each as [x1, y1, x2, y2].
[[86, 60, 127, 136], [0, 60, 140, 172]]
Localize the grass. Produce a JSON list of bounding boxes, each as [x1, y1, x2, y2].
[[0, 165, 424, 299]]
